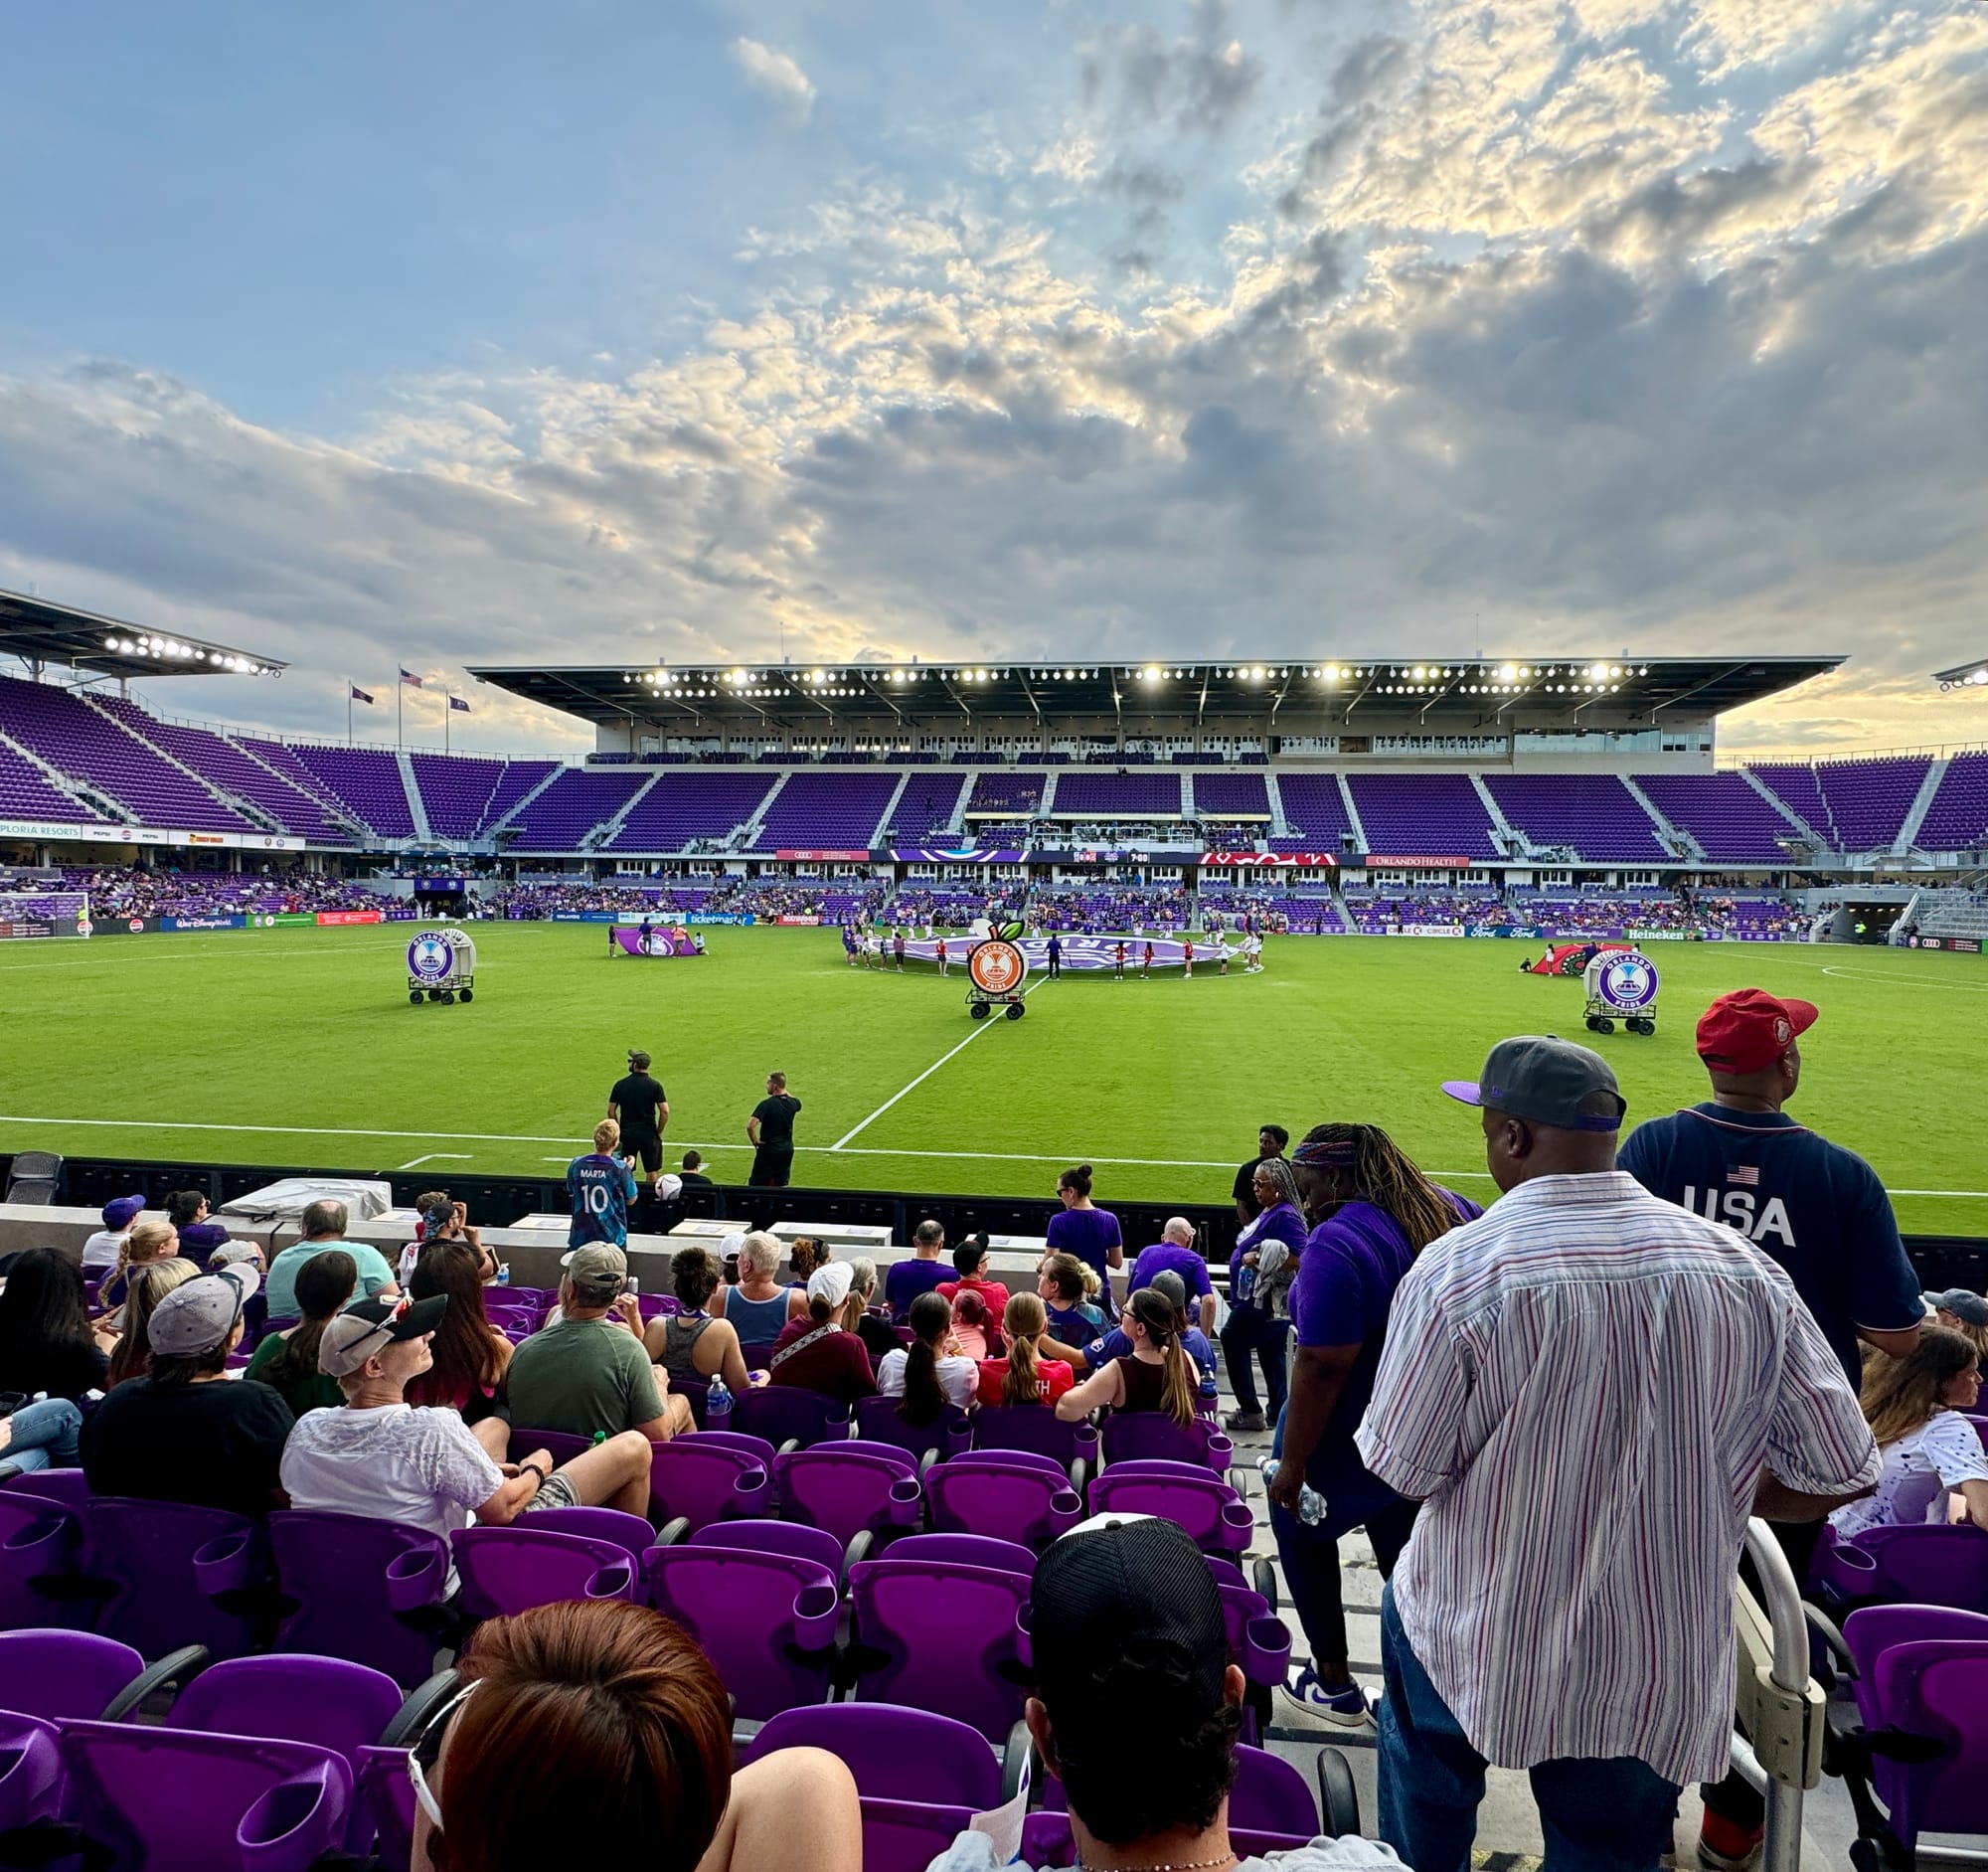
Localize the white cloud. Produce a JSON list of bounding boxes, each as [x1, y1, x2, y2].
[[730, 37, 815, 118]]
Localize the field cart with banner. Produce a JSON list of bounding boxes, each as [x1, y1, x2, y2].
[[965, 936, 1029, 1020], [1582, 946, 1659, 1036], [407, 928, 477, 1005]]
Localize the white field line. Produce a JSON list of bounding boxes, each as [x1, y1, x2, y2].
[[830, 973, 1054, 1150], [0, 934, 411, 972], [4, 1109, 1986, 1199], [399, 1153, 472, 1170]]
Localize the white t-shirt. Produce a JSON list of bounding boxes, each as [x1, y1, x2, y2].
[[927, 1835, 1402, 1871], [1830, 1411, 1988, 1541], [81, 1229, 128, 1273], [280, 1402, 504, 1580], [876, 1347, 978, 1412]]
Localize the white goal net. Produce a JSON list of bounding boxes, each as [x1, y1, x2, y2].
[[0, 890, 91, 940]]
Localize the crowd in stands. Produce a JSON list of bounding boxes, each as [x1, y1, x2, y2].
[[4, 981, 1979, 1865], [1025, 886, 1193, 933], [2, 864, 386, 919]]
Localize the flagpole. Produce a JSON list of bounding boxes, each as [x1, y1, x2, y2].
[[348, 683, 353, 747], [398, 671, 403, 752], [444, 690, 450, 756]]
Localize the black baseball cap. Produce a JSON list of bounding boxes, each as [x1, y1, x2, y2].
[[1030, 1516, 1228, 1732], [1443, 1035, 1626, 1133]]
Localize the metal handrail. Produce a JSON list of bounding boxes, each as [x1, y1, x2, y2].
[[1740, 1519, 1821, 1872]]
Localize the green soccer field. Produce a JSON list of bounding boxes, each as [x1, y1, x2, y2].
[[0, 924, 1981, 1234]]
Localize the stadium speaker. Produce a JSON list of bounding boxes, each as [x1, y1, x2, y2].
[[1340, 832, 1356, 854]]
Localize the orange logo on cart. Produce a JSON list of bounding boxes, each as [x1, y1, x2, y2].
[[968, 939, 1028, 994]]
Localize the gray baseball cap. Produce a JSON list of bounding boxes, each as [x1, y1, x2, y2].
[[1443, 1036, 1627, 1133], [1926, 1288, 1988, 1327], [147, 1263, 261, 1358], [561, 1242, 627, 1303]]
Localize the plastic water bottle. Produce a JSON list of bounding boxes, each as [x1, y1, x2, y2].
[[1199, 1363, 1219, 1407], [1260, 1456, 1327, 1527], [1234, 1261, 1258, 1306], [496, 1263, 511, 1287], [705, 1375, 734, 1431]]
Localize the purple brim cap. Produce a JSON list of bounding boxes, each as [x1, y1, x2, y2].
[[1441, 1081, 1483, 1106]]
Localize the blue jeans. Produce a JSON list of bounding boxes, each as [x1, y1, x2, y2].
[[1377, 1583, 1679, 1872], [1, 1397, 83, 1472], [1218, 1304, 1287, 1418]]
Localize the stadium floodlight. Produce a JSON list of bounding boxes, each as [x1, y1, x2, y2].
[[1935, 658, 1988, 691]]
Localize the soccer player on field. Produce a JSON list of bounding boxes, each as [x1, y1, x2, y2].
[[1141, 939, 1154, 978], [1113, 939, 1126, 979]]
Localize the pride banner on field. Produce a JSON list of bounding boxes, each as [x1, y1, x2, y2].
[[610, 925, 703, 957]]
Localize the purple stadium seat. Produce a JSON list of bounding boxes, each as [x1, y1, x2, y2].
[[267, 1510, 451, 1691], [733, 1386, 852, 1452], [504, 767, 650, 849], [1099, 1413, 1233, 1476], [742, 1703, 1005, 1806], [356, 1743, 418, 1872], [448, 1524, 636, 1618], [1921, 751, 1988, 851], [610, 770, 777, 852], [771, 1443, 922, 1548], [287, 745, 416, 838], [925, 1451, 1082, 1550], [0, 1628, 207, 1723], [1485, 772, 1667, 862], [0, 1711, 63, 1838], [0, 1493, 88, 1633], [170, 1654, 407, 1852], [845, 1551, 1033, 1741], [879, 1532, 1038, 1575], [1051, 771, 1183, 818], [523, 1503, 659, 1564], [54, 1719, 353, 1872], [856, 1797, 985, 1872], [1087, 1461, 1253, 1554], [752, 769, 900, 852], [853, 1398, 975, 1467], [1838, 1605, 1988, 1857], [687, 1518, 849, 1583], [971, 1408, 1098, 1491], [84, 1498, 267, 1662], [643, 1544, 840, 1719], [1347, 770, 1499, 858], [634, 1436, 773, 1531], [1816, 1522, 1988, 1613]]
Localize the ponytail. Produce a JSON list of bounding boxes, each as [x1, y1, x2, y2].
[[899, 1291, 950, 1427], [1130, 1286, 1197, 1430], [1002, 1292, 1048, 1407]]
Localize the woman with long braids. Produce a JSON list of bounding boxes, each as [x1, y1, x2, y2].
[[1054, 1285, 1197, 1430], [1267, 1121, 1481, 1728]]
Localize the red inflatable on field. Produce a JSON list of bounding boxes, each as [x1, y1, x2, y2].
[[1523, 939, 1634, 977]]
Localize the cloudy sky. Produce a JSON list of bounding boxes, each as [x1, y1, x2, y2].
[[1, 0, 1985, 758]]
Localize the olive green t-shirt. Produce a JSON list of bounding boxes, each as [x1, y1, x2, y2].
[[503, 1313, 663, 1438], [244, 1328, 344, 1417]]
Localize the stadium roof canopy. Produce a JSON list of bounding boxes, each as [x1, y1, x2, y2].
[[468, 654, 1846, 729], [0, 588, 283, 680]]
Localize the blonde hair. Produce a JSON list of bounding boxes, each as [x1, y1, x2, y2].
[[593, 1118, 621, 1154], [1002, 1291, 1049, 1407], [107, 1258, 199, 1386], [840, 1258, 878, 1331], [112, 1218, 178, 1293], [1863, 1324, 1980, 1447]]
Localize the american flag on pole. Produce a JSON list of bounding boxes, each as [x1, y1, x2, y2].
[[1726, 1165, 1760, 1186], [400, 668, 424, 688]]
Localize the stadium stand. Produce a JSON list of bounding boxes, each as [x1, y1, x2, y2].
[[285, 746, 416, 840], [1631, 771, 1799, 864], [1914, 751, 1988, 853], [1346, 770, 1500, 858], [963, 770, 1044, 818], [409, 753, 509, 841], [608, 770, 777, 852], [752, 769, 900, 852], [503, 767, 650, 850], [1755, 757, 1931, 853], [0, 675, 253, 833], [0, 739, 95, 825], [1483, 772, 1669, 863], [1049, 769, 1184, 818], [1193, 771, 1271, 819], [1272, 772, 1354, 853]]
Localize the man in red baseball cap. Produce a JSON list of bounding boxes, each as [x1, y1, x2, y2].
[[1617, 984, 1920, 1872]]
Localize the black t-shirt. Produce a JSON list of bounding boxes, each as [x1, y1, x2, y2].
[[678, 1171, 713, 1187], [609, 1073, 668, 1139], [752, 1095, 802, 1147], [0, 1337, 108, 1403], [81, 1377, 295, 1519]]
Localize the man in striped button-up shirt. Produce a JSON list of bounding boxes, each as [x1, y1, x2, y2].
[[1356, 1036, 1879, 1872]]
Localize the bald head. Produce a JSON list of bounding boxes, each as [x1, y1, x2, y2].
[[1162, 1216, 1195, 1247]]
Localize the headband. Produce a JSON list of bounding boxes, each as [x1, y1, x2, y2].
[[1291, 1138, 1359, 1167]]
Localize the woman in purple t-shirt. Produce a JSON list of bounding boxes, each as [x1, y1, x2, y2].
[[1046, 1164, 1123, 1317]]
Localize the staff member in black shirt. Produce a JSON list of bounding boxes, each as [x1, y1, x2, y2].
[[607, 1050, 670, 1221], [1233, 1123, 1289, 1224], [746, 1072, 803, 1187]]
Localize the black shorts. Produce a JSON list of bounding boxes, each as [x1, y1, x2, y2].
[[623, 1135, 662, 1174], [750, 1143, 794, 1188]]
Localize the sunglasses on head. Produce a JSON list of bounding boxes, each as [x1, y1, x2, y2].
[[407, 1679, 476, 1833]]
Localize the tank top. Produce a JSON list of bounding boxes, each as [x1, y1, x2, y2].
[[726, 1287, 789, 1347], [1115, 1353, 1171, 1414], [659, 1313, 714, 1380]]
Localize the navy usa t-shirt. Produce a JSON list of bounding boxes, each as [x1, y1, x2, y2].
[[1616, 1104, 1921, 1390]]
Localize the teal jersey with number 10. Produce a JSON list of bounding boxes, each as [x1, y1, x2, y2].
[[567, 1152, 635, 1249]]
